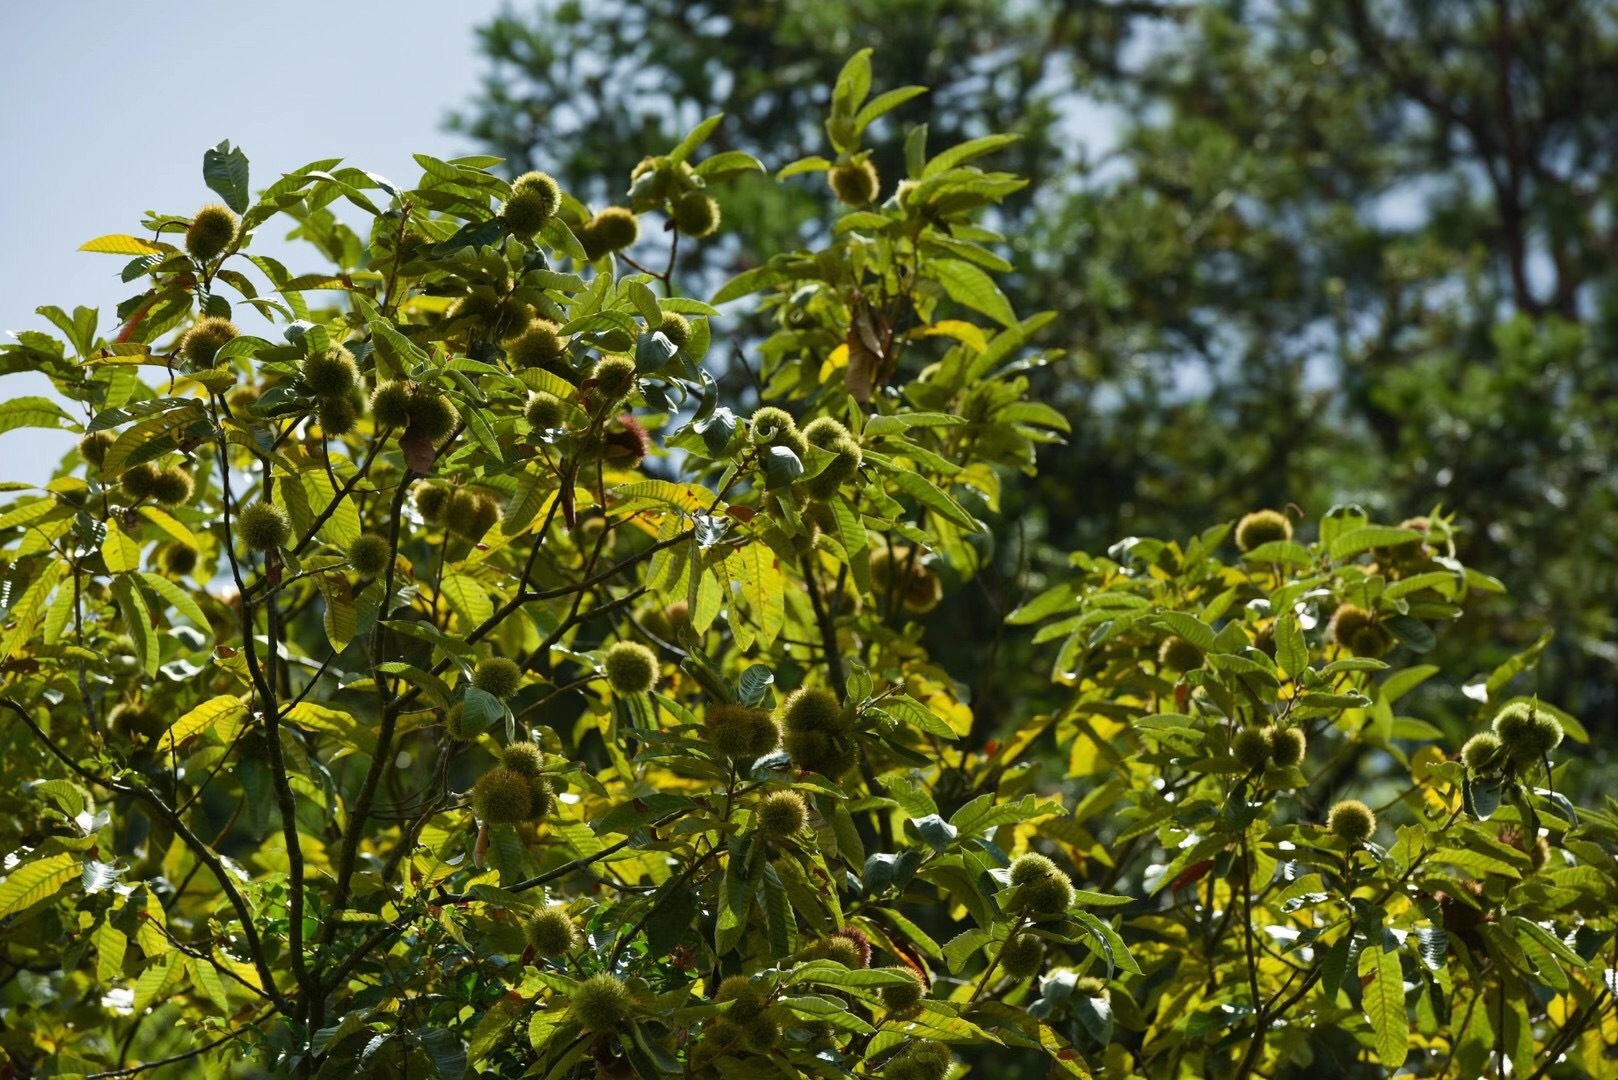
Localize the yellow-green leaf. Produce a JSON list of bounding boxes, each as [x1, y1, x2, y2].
[[286, 701, 371, 750], [102, 404, 210, 478], [94, 918, 128, 985], [160, 695, 250, 752], [3, 563, 64, 660], [0, 852, 80, 917], [132, 954, 178, 1015], [693, 565, 724, 634], [1358, 942, 1409, 1069], [137, 506, 199, 549], [736, 543, 785, 649], [101, 519, 142, 573], [135, 890, 167, 957], [614, 480, 715, 514], [295, 469, 361, 548], [80, 234, 166, 256], [138, 572, 210, 636], [318, 573, 358, 653], [0, 396, 77, 435], [110, 576, 158, 676], [916, 319, 988, 352], [440, 573, 494, 629], [192, 956, 234, 1015], [832, 497, 871, 596]]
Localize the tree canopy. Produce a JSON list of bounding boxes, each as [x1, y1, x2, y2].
[[0, 8, 1614, 1080], [455, 0, 1618, 747]]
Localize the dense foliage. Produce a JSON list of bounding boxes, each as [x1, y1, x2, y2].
[[455, 0, 1618, 754], [0, 45, 1613, 1080]]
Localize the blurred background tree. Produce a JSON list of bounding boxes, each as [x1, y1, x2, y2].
[[454, 0, 1618, 767]]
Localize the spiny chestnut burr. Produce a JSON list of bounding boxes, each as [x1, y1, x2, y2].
[[1235, 509, 1292, 552], [1326, 799, 1376, 844], [185, 203, 237, 261], [603, 641, 658, 694]]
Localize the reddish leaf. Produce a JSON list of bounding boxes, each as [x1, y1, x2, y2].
[[1171, 860, 1214, 892], [401, 425, 438, 472]]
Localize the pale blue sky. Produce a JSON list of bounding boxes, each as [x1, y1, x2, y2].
[[0, 0, 508, 485]]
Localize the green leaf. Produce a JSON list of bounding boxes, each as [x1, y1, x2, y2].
[[735, 664, 774, 707], [193, 957, 233, 1016], [0, 396, 77, 435], [1154, 612, 1216, 651], [1485, 631, 1554, 701], [929, 259, 1016, 328], [923, 133, 1021, 177], [285, 702, 370, 750], [2, 564, 64, 661], [776, 156, 834, 181], [942, 928, 992, 974], [132, 954, 177, 1015], [317, 573, 358, 653], [732, 541, 784, 649], [625, 280, 662, 324], [761, 445, 803, 489], [376, 662, 452, 708], [904, 123, 929, 180], [440, 573, 494, 629], [291, 468, 362, 549], [1384, 614, 1435, 652], [830, 49, 873, 119], [413, 1028, 466, 1080], [878, 696, 958, 740], [1463, 774, 1505, 821], [854, 86, 928, 133], [1510, 916, 1585, 970], [830, 496, 871, 595], [102, 404, 210, 478], [762, 864, 792, 958], [715, 855, 750, 956], [353, 294, 429, 380], [778, 994, 875, 1032], [1378, 664, 1440, 704], [669, 114, 724, 165], [541, 217, 587, 262], [788, 961, 920, 988], [1275, 612, 1308, 680], [695, 151, 765, 180], [886, 469, 981, 532], [203, 140, 251, 213], [1358, 942, 1410, 1069], [710, 259, 811, 305], [1073, 990, 1113, 1047], [1074, 910, 1142, 975], [863, 412, 966, 438], [1320, 933, 1358, 999], [1326, 525, 1423, 561]]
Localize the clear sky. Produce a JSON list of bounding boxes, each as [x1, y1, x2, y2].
[[0, 0, 508, 485]]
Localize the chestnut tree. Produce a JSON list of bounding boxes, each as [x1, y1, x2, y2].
[[0, 53, 1613, 1080]]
